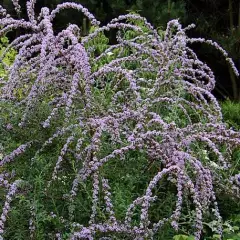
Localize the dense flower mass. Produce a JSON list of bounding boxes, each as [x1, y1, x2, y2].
[[0, 1, 239, 239]]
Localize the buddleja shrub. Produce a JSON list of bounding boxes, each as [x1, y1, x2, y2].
[[0, 1, 240, 239]]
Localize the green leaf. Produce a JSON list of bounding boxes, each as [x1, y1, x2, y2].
[[173, 235, 190, 240], [233, 226, 239, 231], [212, 234, 221, 239]]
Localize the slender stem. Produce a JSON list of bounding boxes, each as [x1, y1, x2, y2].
[[83, 18, 87, 36], [168, 0, 171, 17], [228, 64, 238, 101], [229, 0, 234, 33], [238, 0, 240, 34]]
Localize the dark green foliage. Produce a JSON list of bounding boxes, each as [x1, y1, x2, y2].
[[0, 2, 239, 238], [221, 100, 240, 131]]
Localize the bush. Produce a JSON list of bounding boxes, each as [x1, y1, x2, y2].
[[0, 1, 239, 239]]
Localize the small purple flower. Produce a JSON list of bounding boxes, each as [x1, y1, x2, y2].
[[6, 123, 13, 130]]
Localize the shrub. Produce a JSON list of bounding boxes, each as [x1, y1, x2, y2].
[[0, 1, 239, 239]]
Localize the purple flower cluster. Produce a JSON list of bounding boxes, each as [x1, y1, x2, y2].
[[0, 1, 239, 240], [0, 142, 32, 166], [0, 180, 22, 237]]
